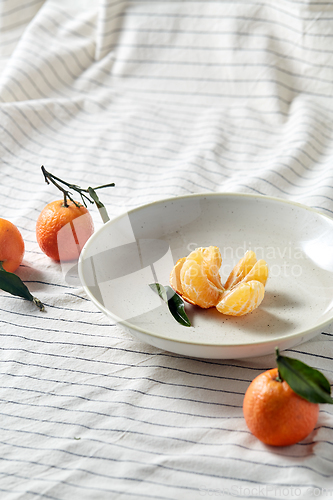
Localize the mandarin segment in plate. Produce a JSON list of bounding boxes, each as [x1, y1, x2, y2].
[[170, 246, 268, 316], [200, 246, 224, 290], [169, 257, 196, 305], [216, 280, 265, 316], [241, 259, 268, 286], [180, 247, 224, 308], [169, 257, 186, 296], [224, 250, 257, 290]]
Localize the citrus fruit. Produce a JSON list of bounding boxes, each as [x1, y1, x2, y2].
[[224, 250, 258, 289], [216, 280, 265, 316], [36, 200, 94, 261], [170, 257, 196, 305], [0, 218, 25, 273], [180, 246, 224, 308], [243, 368, 319, 446], [170, 246, 268, 316], [216, 252, 268, 316]]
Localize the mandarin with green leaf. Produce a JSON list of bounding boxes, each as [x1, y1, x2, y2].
[[243, 367, 319, 446]]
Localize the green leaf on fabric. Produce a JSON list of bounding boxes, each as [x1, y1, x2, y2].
[[0, 263, 45, 311], [276, 348, 333, 404], [149, 283, 191, 327]]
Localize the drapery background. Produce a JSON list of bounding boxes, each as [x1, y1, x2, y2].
[[1, 1, 333, 498]]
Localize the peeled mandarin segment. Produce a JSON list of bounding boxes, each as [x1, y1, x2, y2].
[[224, 250, 257, 290], [201, 246, 224, 290], [170, 257, 186, 295], [241, 259, 268, 286], [216, 280, 265, 316], [185, 247, 224, 291], [181, 295, 197, 305], [180, 257, 223, 308], [170, 257, 196, 305]]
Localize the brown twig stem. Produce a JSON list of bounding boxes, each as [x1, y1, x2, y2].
[[41, 166, 115, 208]]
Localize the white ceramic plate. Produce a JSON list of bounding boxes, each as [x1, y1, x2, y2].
[[78, 193, 333, 359]]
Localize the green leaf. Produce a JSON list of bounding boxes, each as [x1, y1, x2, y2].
[[165, 285, 192, 327], [276, 348, 333, 404], [149, 283, 191, 327], [0, 264, 45, 311], [149, 283, 167, 302], [0, 267, 34, 301], [87, 187, 110, 223]]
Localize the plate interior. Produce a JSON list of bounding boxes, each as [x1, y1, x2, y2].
[[79, 194, 333, 347]]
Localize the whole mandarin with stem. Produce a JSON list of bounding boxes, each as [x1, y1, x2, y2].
[[243, 367, 319, 446], [0, 218, 25, 272], [36, 199, 94, 261], [36, 166, 116, 261]]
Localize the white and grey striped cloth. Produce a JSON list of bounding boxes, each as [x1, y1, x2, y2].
[[1, 1, 333, 499]]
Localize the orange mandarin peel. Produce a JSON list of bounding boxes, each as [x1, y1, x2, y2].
[[170, 247, 268, 316]]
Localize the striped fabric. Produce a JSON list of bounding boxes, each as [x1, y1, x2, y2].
[[1, 1, 333, 498]]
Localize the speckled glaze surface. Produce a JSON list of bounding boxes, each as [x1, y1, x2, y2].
[[78, 193, 333, 359]]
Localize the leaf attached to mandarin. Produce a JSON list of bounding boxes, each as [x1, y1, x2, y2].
[[276, 348, 333, 404]]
